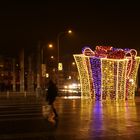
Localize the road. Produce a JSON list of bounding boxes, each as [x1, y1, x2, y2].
[[0, 94, 140, 139]]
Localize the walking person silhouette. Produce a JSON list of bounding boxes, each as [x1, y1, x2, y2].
[[46, 79, 58, 119]]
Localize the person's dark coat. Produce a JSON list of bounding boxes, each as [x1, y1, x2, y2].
[[46, 80, 58, 105]]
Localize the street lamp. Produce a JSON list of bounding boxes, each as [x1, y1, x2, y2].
[[57, 30, 72, 66], [40, 43, 54, 89], [48, 43, 53, 48], [41, 43, 54, 64], [57, 29, 72, 89]]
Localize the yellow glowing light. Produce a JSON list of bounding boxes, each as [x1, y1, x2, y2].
[[101, 58, 128, 100], [68, 76, 71, 79], [64, 85, 68, 89], [63, 96, 81, 99], [129, 79, 134, 83], [126, 57, 140, 99], [72, 62, 75, 65], [78, 84, 80, 87], [48, 44, 53, 48], [74, 55, 92, 99], [51, 56, 54, 59], [58, 63, 63, 71], [73, 52, 140, 101], [68, 30, 72, 34], [46, 73, 49, 78]]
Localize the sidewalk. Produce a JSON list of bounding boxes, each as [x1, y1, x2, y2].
[[0, 95, 140, 139]]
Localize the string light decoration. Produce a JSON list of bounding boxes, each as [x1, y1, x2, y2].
[[73, 46, 140, 100], [73, 55, 91, 98]]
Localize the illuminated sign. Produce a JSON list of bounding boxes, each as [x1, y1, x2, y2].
[[58, 63, 63, 71]]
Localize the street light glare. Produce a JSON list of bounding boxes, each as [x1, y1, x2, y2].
[[68, 30, 72, 34], [48, 44, 53, 48], [51, 56, 54, 59], [57, 29, 73, 89], [72, 62, 75, 65]]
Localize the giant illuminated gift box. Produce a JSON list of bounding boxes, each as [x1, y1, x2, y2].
[[73, 46, 140, 100]]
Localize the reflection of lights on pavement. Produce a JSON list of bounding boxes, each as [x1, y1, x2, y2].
[[63, 96, 81, 99]]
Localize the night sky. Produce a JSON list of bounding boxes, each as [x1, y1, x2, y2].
[[0, 1, 140, 58]]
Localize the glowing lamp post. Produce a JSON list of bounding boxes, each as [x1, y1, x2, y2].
[[57, 30, 72, 66], [57, 30, 72, 88]]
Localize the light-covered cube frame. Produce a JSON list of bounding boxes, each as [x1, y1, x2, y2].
[[73, 46, 140, 100]]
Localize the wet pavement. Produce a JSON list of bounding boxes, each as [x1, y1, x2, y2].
[[0, 95, 140, 139]]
